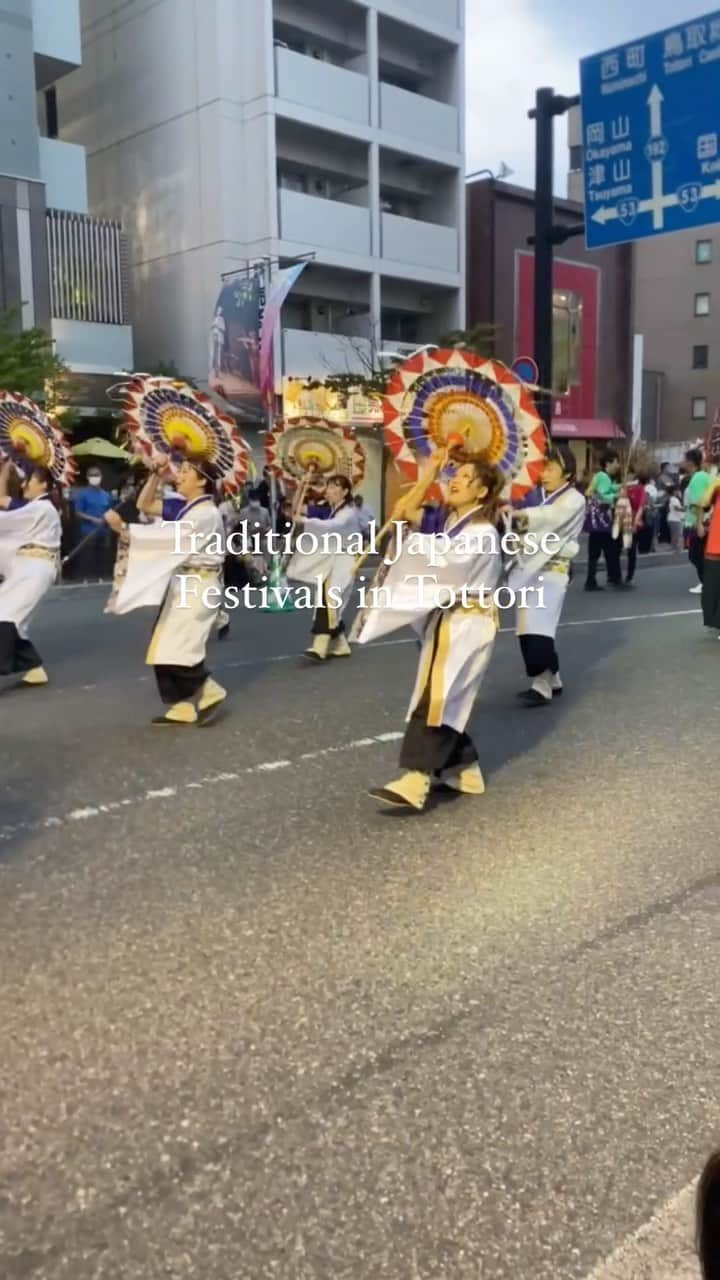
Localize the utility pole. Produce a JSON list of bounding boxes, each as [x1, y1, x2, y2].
[[528, 89, 582, 435]]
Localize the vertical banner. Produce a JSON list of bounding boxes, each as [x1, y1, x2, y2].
[[259, 261, 308, 403], [209, 268, 265, 415]]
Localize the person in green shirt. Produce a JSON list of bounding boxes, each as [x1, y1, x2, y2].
[[682, 448, 711, 593], [584, 451, 623, 591]]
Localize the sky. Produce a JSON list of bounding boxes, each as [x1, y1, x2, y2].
[[465, 0, 716, 192]]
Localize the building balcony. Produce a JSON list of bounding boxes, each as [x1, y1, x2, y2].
[[376, 0, 461, 29], [32, 0, 82, 89], [283, 328, 372, 380], [381, 212, 459, 274], [380, 83, 459, 154], [275, 47, 370, 126], [279, 188, 372, 258], [47, 209, 133, 374], [39, 138, 88, 215]]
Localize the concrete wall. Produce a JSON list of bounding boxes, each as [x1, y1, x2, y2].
[[32, 0, 81, 74], [1, 1, 40, 181], [39, 137, 87, 213], [283, 328, 372, 378], [52, 317, 133, 373], [633, 229, 720, 441]]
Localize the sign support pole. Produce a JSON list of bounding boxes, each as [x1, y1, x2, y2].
[[529, 89, 581, 438], [531, 88, 555, 435]]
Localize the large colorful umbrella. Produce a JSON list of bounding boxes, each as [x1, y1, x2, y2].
[[117, 376, 251, 493], [265, 417, 366, 488], [383, 348, 547, 502], [0, 391, 77, 486]]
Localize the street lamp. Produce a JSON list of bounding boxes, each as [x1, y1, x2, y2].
[[466, 161, 514, 183]]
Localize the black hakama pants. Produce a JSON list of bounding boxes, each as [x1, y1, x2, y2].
[[0, 622, 43, 676]]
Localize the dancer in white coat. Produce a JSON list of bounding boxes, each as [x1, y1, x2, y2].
[[289, 474, 363, 662], [105, 459, 226, 726], [0, 462, 61, 687], [364, 450, 505, 812], [509, 445, 586, 707]]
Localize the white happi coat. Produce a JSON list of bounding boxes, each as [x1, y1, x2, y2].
[[107, 497, 224, 666], [0, 497, 60, 635], [508, 484, 586, 640], [355, 510, 502, 733], [287, 502, 362, 624]]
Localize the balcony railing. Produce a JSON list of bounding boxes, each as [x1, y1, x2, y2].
[[47, 209, 129, 325]]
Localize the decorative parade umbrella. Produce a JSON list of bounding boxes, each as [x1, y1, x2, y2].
[[0, 390, 77, 486], [265, 417, 366, 489], [117, 376, 251, 493], [382, 348, 547, 502]]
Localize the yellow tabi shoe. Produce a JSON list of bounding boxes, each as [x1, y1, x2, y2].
[[328, 633, 352, 658], [21, 666, 49, 687], [441, 763, 486, 796], [152, 701, 198, 726], [197, 677, 227, 725], [369, 771, 431, 812], [305, 635, 330, 662]]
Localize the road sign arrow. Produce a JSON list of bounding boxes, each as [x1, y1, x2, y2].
[[647, 84, 664, 137], [702, 178, 720, 200], [591, 206, 613, 225]]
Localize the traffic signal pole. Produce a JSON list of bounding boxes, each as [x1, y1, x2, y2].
[[528, 89, 582, 435]]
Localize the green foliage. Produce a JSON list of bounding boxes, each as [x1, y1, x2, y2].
[[0, 307, 68, 400], [437, 324, 500, 357], [304, 369, 392, 403]]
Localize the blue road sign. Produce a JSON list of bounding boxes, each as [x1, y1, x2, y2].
[[580, 10, 720, 248]]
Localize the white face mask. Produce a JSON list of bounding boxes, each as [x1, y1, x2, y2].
[[88, 474, 102, 487]]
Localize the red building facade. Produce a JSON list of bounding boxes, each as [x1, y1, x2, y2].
[[466, 179, 632, 464]]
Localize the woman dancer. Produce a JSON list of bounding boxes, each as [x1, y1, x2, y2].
[[510, 444, 586, 706], [0, 461, 61, 688], [368, 449, 505, 813], [289, 473, 362, 662], [105, 458, 226, 725]]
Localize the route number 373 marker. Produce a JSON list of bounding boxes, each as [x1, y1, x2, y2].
[[580, 9, 720, 248]]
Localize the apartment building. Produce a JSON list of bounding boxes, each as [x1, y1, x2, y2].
[[568, 104, 720, 444], [0, 0, 132, 397], [54, 0, 466, 394]]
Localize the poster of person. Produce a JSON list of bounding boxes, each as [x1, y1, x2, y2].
[[209, 270, 264, 415]]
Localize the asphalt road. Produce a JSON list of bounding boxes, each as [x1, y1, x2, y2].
[[1, 555, 718, 1280]]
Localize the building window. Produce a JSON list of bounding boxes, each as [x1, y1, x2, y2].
[[693, 344, 709, 369], [695, 292, 710, 316], [692, 396, 708, 421], [44, 87, 58, 139], [696, 239, 712, 264], [569, 145, 583, 171]]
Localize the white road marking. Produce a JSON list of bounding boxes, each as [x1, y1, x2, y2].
[[0, 732, 404, 845], [583, 1180, 698, 1279]]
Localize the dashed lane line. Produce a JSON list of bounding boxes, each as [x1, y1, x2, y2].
[[0, 732, 405, 846]]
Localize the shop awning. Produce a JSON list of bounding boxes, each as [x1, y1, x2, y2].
[[552, 419, 625, 440]]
